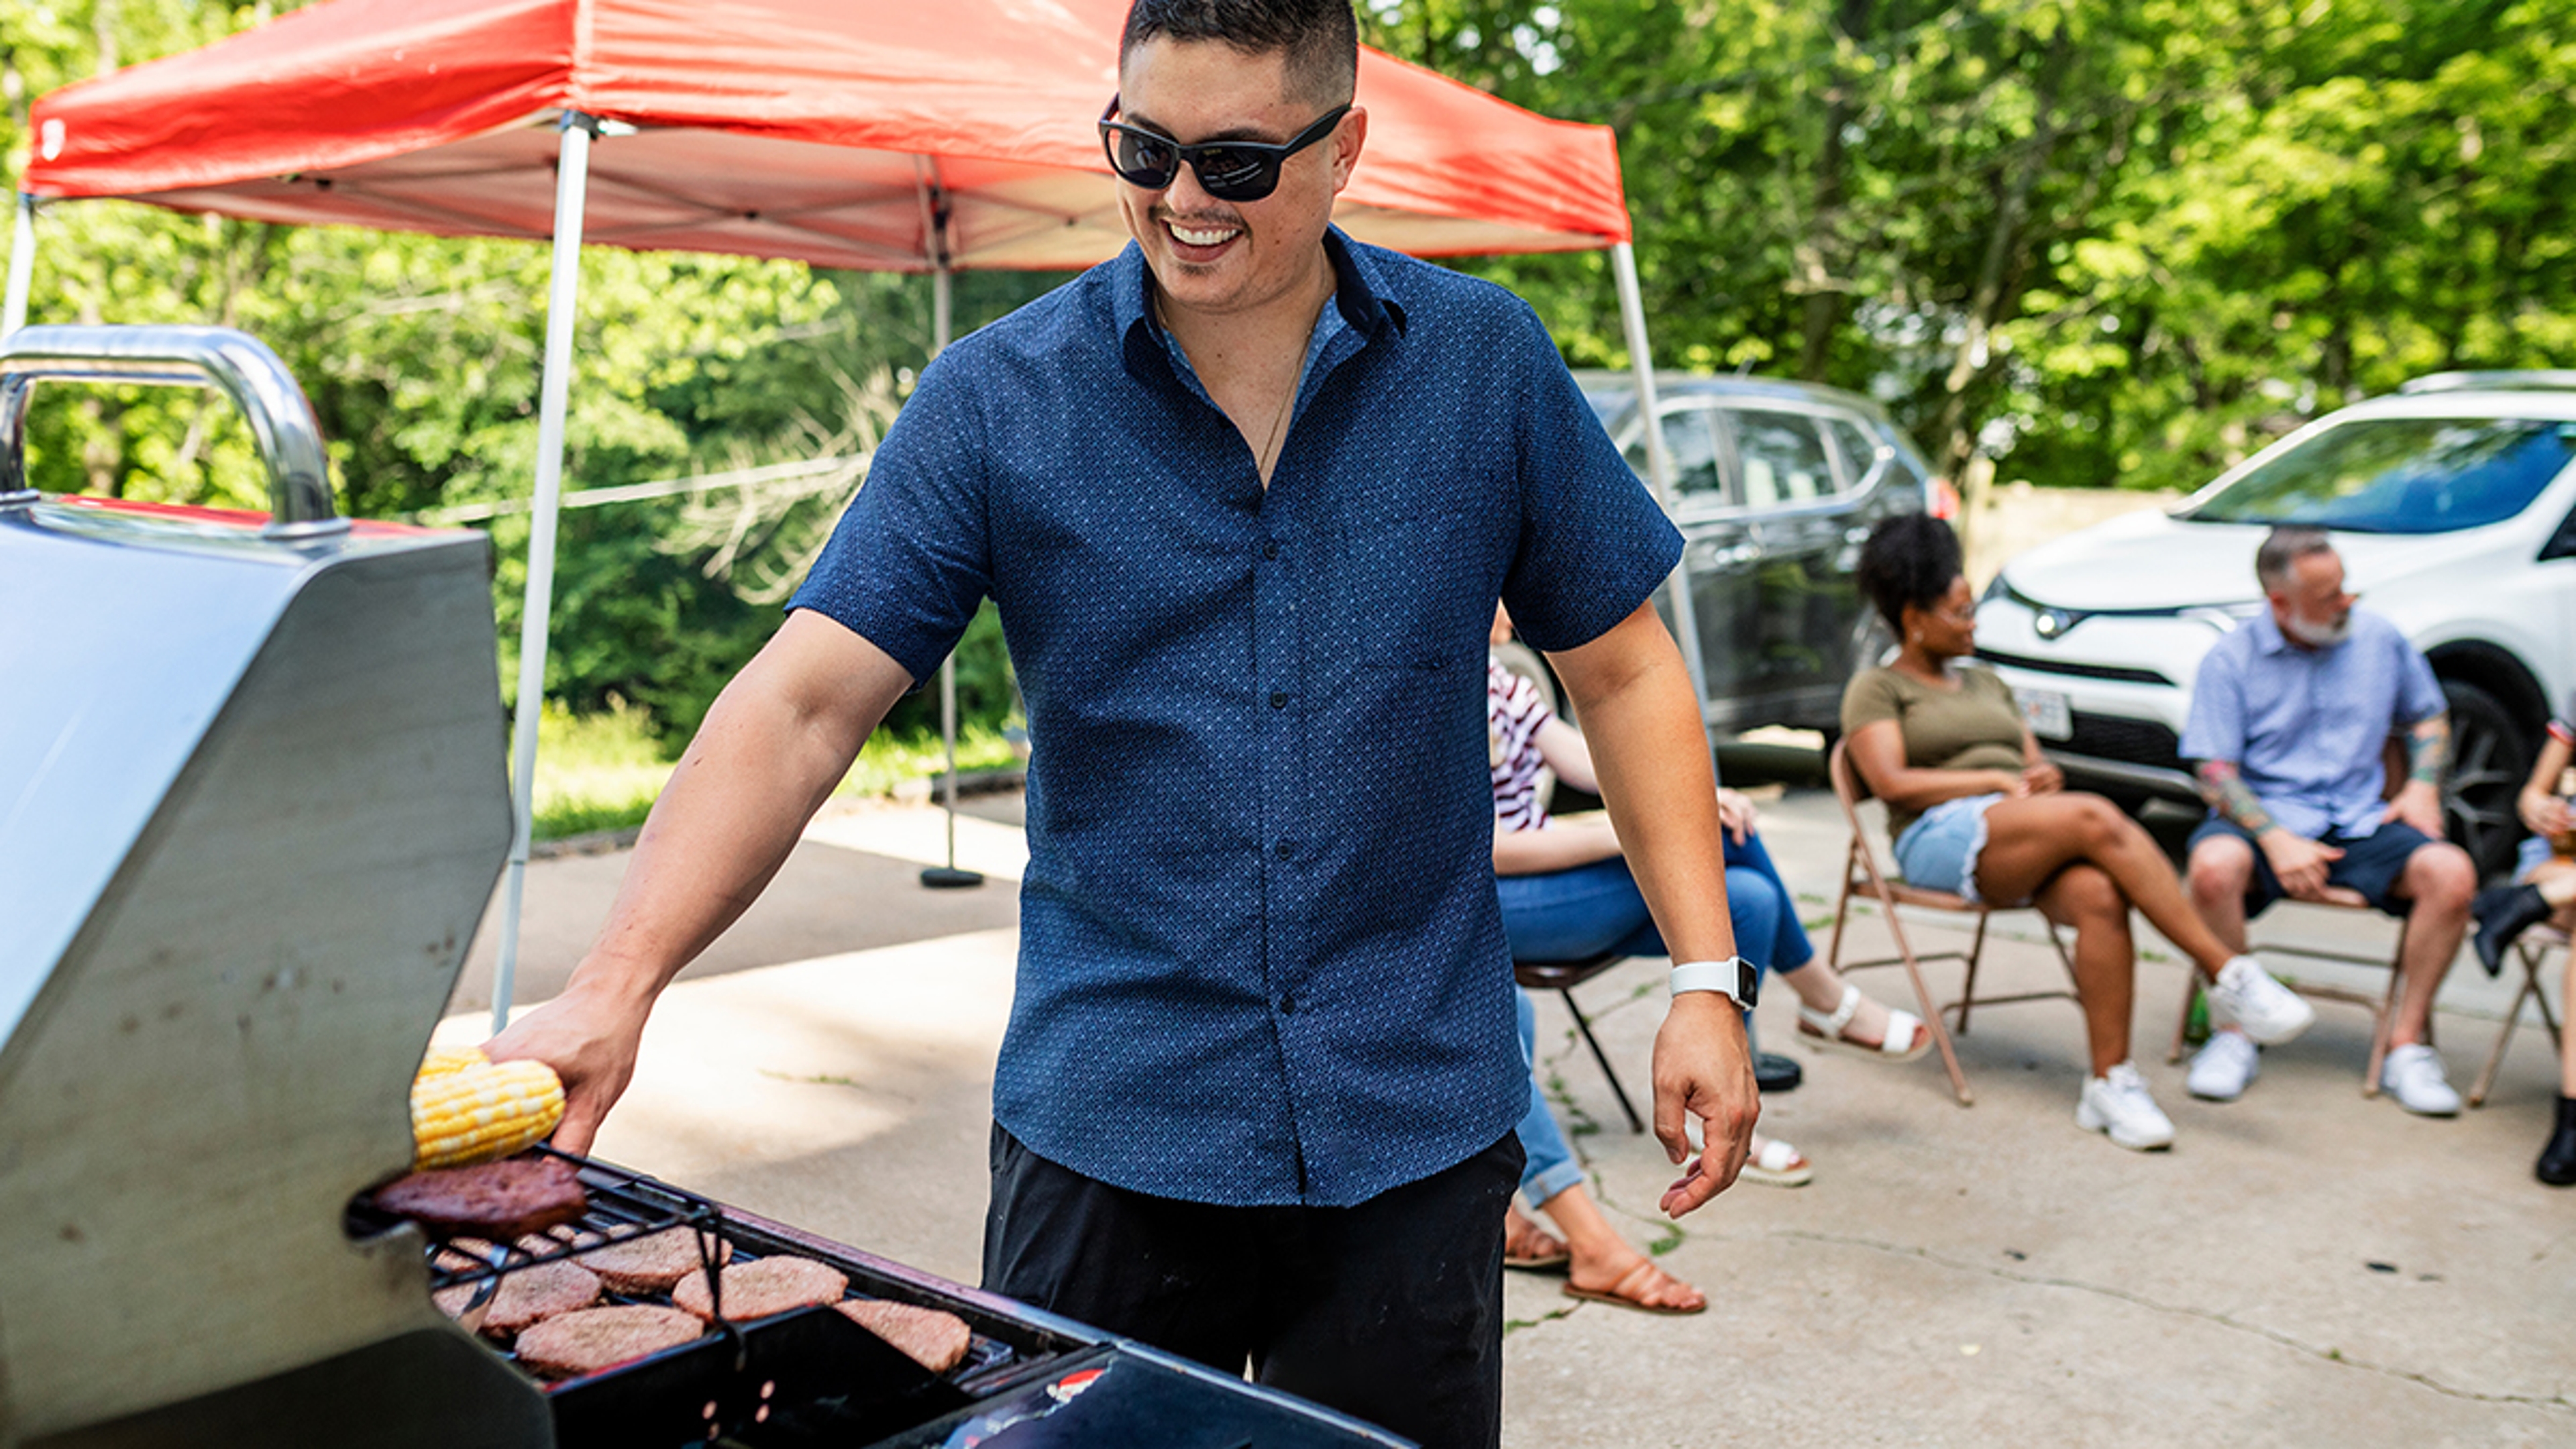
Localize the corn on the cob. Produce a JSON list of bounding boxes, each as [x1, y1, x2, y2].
[[411, 1046, 566, 1169], [415, 1046, 486, 1082]]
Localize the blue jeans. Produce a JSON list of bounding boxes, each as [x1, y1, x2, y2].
[[1501, 832, 1812, 1203]]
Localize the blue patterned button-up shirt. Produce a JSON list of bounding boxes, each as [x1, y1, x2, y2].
[[790, 229, 1681, 1206]]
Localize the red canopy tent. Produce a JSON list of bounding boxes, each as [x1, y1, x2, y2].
[[16, 0, 1631, 266], [7, 0, 1698, 1022]]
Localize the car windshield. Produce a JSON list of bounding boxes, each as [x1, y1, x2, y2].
[[2183, 416, 2576, 534]]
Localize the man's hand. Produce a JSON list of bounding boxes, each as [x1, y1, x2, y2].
[[2385, 779, 2446, 839], [2023, 758, 2065, 796], [2259, 830, 2345, 900], [483, 979, 653, 1156], [1651, 992, 1757, 1218]]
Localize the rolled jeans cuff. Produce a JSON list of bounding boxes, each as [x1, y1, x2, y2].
[[1521, 1157, 1588, 1208]]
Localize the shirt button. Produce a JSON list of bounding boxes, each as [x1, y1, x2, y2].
[[1278, 994, 1297, 1016], [1263, 539, 1281, 560], [1271, 691, 1289, 710], [1275, 841, 1295, 859]]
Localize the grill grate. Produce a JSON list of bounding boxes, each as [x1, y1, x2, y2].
[[347, 1145, 727, 1295], [350, 1148, 1023, 1442], [2065, 711, 2184, 770]]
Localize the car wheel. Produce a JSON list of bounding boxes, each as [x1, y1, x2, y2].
[[2440, 679, 2529, 883]]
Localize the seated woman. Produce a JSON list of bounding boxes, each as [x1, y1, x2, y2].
[[2466, 706, 2576, 1183], [1841, 514, 2307, 1150], [1489, 607, 1922, 1313]]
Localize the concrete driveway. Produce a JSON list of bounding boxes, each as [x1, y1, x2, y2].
[[441, 785, 2576, 1447]]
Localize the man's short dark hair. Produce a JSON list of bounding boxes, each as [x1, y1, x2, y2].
[[2255, 525, 2335, 592], [1856, 512, 1964, 633], [1121, 0, 1360, 107]]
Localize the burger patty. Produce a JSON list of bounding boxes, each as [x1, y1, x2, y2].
[[837, 1297, 975, 1375], [577, 1225, 733, 1295], [433, 1258, 601, 1336], [511, 1304, 705, 1380], [670, 1255, 848, 1322], [374, 1156, 588, 1240]]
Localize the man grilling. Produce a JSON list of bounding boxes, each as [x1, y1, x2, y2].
[[486, 3, 1756, 1443]]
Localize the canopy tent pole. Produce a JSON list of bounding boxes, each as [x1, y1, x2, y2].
[[920, 262, 983, 890], [492, 113, 599, 1034], [3, 196, 36, 338], [1610, 241, 1713, 743]]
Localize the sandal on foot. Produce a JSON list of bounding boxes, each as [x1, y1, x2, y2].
[[1502, 1211, 1570, 1273], [1562, 1258, 1706, 1316], [1740, 1136, 1814, 1188], [1796, 983, 1931, 1063]]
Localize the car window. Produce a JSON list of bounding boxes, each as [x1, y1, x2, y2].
[[1729, 409, 1836, 507], [1623, 405, 1730, 504], [1824, 417, 1886, 490], [2184, 417, 2576, 534]]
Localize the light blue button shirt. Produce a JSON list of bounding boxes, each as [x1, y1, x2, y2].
[[2181, 608, 2447, 839]]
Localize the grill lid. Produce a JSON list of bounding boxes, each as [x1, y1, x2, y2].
[[0, 327, 525, 1442]]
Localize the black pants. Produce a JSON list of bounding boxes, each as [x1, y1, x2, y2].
[[981, 1125, 1523, 1449]]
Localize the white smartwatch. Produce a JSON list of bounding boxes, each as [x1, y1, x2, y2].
[[1670, 957, 1758, 1010]]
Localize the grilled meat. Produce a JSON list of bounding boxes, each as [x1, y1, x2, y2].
[[670, 1255, 847, 1322]]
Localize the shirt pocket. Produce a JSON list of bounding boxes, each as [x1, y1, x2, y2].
[[1330, 507, 1485, 672]]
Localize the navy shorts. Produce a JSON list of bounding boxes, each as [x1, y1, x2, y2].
[[2186, 815, 2438, 918]]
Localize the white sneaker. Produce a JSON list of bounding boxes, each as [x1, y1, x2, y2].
[[2187, 1030, 2260, 1101], [2207, 955, 2316, 1046], [2076, 1062, 2177, 1150], [2379, 1043, 2461, 1116]]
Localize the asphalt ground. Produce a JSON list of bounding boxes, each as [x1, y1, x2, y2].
[[441, 760, 2576, 1447]]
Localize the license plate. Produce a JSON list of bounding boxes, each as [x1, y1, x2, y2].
[[2017, 687, 2072, 741]]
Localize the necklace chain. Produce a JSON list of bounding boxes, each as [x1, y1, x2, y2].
[[1152, 286, 1300, 484]]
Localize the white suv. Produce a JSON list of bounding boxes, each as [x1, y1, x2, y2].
[[1976, 374, 2576, 879]]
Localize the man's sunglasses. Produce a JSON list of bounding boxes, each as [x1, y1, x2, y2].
[[1097, 96, 1352, 203]]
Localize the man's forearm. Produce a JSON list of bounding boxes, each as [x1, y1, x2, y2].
[[2195, 759, 2277, 837], [2407, 714, 2451, 787], [571, 618, 908, 1008], [1548, 608, 1738, 964]]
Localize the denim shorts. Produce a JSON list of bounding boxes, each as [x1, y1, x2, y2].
[[1891, 793, 2006, 904], [2185, 815, 2435, 918], [2518, 833, 2555, 883]]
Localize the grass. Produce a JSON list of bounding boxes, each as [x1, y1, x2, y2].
[[524, 701, 1022, 841]]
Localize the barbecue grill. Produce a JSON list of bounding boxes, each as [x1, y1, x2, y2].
[[0, 326, 1409, 1449]]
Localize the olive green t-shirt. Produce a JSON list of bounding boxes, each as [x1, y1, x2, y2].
[[1839, 663, 2029, 840]]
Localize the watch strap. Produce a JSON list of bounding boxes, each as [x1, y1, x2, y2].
[[1670, 957, 1756, 1009]]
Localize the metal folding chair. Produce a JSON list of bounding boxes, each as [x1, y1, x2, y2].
[[1824, 739, 2079, 1106], [2167, 739, 2423, 1096], [1513, 953, 1644, 1133], [2471, 924, 2566, 1108], [2165, 892, 2413, 1094]]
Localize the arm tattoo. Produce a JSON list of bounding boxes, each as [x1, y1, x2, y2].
[[2196, 759, 2275, 835], [2408, 715, 2451, 786]]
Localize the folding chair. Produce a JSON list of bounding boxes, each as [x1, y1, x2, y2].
[[2165, 894, 2412, 1093], [1513, 953, 1644, 1133], [2165, 740, 2419, 1097], [2470, 924, 2565, 1108], [1824, 739, 2080, 1106]]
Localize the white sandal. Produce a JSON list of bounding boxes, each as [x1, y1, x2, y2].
[[1740, 1136, 1815, 1188], [1797, 983, 1932, 1063]]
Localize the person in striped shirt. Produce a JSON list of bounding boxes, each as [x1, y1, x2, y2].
[[1488, 605, 1925, 1307]]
